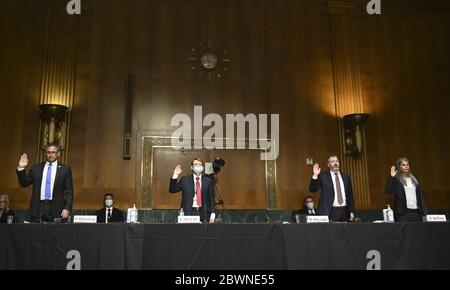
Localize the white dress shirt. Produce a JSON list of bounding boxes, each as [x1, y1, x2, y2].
[[40, 160, 58, 200], [404, 177, 418, 209], [331, 171, 347, 207]]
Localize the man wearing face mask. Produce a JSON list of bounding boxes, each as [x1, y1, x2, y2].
[[96, 193, 124, 223], [292, 196, 317, 223], [169, 158, 216, 223]]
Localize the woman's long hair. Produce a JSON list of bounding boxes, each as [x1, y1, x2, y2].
[[395, 157, 419, 186]]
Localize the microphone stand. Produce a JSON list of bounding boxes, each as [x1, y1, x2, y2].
[[212, 173, 225, 223]]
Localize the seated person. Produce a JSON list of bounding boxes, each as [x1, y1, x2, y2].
[[292, 195, 317, 223], [0, 194, 15, 223], [96, 193, 124, 223]]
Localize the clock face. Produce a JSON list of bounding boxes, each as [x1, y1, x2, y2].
[[188, 41, 231, 80], [200, 52, 218, 70]]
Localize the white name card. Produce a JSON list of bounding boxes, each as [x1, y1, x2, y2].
[[424, 215, 447, 222], [178, 215, 201, 224], [306, 215, 329, 223], [73, 215, 97, 223]]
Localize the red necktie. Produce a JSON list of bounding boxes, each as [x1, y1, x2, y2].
[[196, 177, 202, 207]]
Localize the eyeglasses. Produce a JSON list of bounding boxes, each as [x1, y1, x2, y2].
[[45, 151, 58, 155], [0, 200, 7, 203]]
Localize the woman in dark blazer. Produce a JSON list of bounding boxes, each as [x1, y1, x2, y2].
[[385, 157, 427, 222], [0, 194, 15, 223]]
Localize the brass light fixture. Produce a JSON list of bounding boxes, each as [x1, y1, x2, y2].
[[343, 113, 369, 158], [39, 104, 69, 152]]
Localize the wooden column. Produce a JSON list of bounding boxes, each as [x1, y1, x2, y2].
[[38, 0, 78, 163], [328, 1, 371, 208]]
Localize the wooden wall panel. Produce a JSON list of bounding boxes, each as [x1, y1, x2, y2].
[[0, 0, 49, 208], [152, 148, 266, 209], [358, 5, 450, 210]]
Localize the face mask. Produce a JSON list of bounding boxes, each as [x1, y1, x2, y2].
[[105, 200, 113, 207], [193, 166, 204, 175], [306, 202, 314, 210]]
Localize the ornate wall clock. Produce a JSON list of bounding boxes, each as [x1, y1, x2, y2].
[[188, 41, 231, 80]]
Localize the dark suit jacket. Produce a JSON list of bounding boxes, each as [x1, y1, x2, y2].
[[169, 175, 215, 222], [291, 208, 317, 223], [0, 210, 15, 223], [96, 207, 125, 223], [385, 176, 427, 216], [309, 170, 355, 215], [16, 162, 73, 220]]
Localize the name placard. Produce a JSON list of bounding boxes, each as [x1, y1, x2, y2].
[[178, 216, 201, 224], [306, 215, 329, 223], [73, 215, 97, 223], [424, 215, 447, 222]]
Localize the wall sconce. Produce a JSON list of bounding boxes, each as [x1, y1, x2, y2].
[[39, 104, 69, 151], [343, 113, 369, 158]]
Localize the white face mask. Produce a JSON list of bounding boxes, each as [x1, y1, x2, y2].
[[306, 202, 314, 210], [105, 199, 113, 207], [193, 166, 204, 175]]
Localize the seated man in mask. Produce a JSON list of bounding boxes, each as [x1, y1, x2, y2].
[[96, 193, 124, 223], [292, 195, 317, 223]]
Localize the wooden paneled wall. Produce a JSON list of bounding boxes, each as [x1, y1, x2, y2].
[[1, 0, 449, 211]]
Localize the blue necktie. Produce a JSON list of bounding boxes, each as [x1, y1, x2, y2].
[[44, 163, 52, 200]]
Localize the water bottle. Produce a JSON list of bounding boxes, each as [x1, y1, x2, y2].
[[127, 203, 139, 223], [383, 205, 394, 222], [386, 205, 394, 223], [179, 208, 184, 216]]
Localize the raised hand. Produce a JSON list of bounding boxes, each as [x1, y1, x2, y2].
[[390, 165, 397, 177], [173, 164, 182, 178], [312, 163, 321, 177], [18, 153, 29, 169]]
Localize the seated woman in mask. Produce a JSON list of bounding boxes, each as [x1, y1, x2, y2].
[[292, 195, 317, 223], [0, 194, 15, 223]]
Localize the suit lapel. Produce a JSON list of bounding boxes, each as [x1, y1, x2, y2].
[[190, 175, 196, 199], [37, 163, 46, 188], [55, 163, 64, 183], [340, 173, 347, 192], [202, 176, 208, 199], [325, 170, 333, 188]]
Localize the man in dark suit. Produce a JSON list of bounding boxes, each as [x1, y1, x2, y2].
[[169, 158, 216, 223], [309, 155, 355, 222], [16, 143, 73, 223], [292, 195, 317, 223], [96, 192, 124, 223]]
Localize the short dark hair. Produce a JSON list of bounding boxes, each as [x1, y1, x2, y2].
[[191, 158, 204, 167], [44, 143, 62, 152], [327, 155, 338, 163], [303, 195, 313, 204], [104, 192, 114, 199]]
